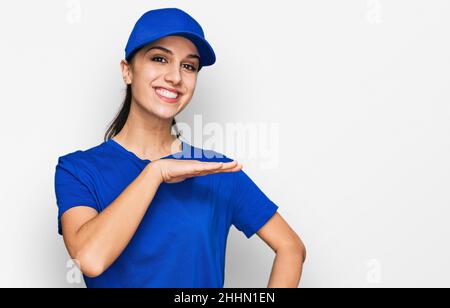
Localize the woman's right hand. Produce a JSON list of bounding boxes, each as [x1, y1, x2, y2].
[[151, 159, 243, 184]]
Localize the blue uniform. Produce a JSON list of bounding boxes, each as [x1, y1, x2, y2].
[[54, 139, 279, 288]]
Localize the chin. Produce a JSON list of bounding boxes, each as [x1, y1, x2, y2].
[[149, 105, 180, 119]]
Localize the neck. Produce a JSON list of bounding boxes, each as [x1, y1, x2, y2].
[[112, 101, 181, 160]]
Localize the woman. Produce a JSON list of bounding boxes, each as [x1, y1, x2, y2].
[[54, 7, 306, 288]]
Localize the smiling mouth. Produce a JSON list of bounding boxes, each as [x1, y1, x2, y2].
[[154, 87, 182, 103]]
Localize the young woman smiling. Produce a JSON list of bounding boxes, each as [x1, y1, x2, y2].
[[54, 8, 306, 288]]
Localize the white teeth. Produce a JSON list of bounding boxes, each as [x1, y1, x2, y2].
[[156, 88, 179, 99]]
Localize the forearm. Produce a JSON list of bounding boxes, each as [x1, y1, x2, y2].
[[267, 246, 305, 288], [74, 162, 162, 276]]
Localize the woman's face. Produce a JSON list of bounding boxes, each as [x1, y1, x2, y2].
[[122, 35, 200, 120]]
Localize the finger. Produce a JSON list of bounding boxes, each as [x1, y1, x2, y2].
[[219, 164, 243, 173], [204, 163, 243, 175], [196, 160, 222, 167], [198, 162, 238, 174], [191, 160, 237, 168], [192, 165, 222, 176], [217, 161, 240, 171], [206, 162, 226, 169], [208, 161, 238, 169], [186, 164, 221, 177], [188, 161, 239, 177], [198, 162, 229, 171]]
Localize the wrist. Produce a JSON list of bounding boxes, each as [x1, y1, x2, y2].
[[144, 161, 163, 185]]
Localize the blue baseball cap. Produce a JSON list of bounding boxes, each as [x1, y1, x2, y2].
[[125, 8, 216, 69]]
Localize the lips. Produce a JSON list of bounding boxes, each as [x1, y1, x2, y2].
[[154, 87, 182, 103]]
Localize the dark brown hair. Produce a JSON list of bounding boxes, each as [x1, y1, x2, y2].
[[104, 84, 181, 141]]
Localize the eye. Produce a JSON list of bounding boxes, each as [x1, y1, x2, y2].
[[151, 56, 168, 63], [183, 64, 198, 72], [151, 56, 197, 72]]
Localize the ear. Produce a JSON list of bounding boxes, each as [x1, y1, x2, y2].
[[120, 59, 132, 85]]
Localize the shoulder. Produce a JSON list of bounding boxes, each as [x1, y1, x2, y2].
[[183, 142, 236, 164], [56, 141, 111, 173]]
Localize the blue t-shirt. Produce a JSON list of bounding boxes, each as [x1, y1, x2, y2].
[[54, 138, 279, 288]]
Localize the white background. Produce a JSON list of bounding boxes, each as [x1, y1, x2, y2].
[[0, 0, 449, 288]]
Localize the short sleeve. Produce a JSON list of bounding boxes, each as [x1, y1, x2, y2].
[[230, 169, 279, 239], [54, 156, 100, 236]]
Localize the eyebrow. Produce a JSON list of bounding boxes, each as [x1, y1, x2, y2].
[[146, 46, 201, 62]]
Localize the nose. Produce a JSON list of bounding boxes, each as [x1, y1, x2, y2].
[[164, 62, 182, 86]]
